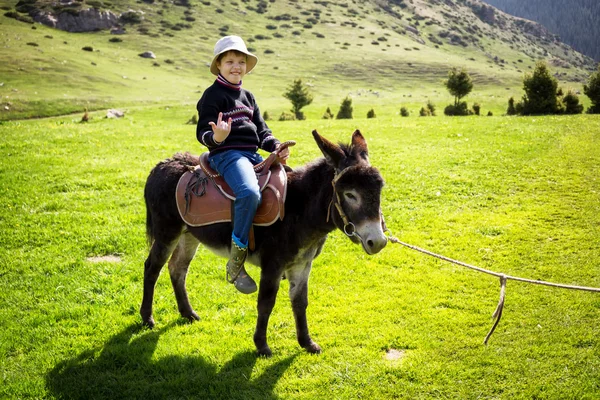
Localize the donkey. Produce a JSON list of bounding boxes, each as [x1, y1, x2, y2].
[[141, 130, 387, 356]]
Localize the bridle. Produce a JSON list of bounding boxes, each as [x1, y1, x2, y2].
[[326, 167, 387, 241]]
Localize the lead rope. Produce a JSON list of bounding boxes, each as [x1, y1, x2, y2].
[[385, 230, 600, 344]]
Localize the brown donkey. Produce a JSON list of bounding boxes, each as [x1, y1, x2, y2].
[[141, 130, 387, 356]]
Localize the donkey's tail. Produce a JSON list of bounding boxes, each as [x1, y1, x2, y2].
[[144, 152, 199, 247]]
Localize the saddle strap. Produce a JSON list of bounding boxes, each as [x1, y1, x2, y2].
[[184, 170, 209, 215]]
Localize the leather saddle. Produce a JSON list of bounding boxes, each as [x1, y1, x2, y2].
[[175, 141, 295, 229]]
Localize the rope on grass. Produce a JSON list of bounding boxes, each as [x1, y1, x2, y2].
[[386, 235, 600, 344]]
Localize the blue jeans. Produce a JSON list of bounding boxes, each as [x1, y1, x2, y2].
[[209, 150, 263, 248]]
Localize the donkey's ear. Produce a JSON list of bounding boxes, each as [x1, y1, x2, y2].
[[312, 130, 345, 167], [351, 130, 369, 163]]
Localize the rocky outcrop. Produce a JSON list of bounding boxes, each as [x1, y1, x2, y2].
[[30, 7, 118, 32]]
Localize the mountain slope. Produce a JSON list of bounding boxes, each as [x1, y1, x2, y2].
[[0, 0, 595, 119], [483, 0, 600, 62]]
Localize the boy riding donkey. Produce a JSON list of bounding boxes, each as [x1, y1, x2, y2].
[[196, 36, 290, 294]]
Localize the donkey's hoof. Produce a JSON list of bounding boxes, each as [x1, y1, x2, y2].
[[257, 346, 273, 358], [142, 316, 156, 329], [303, 341, 322, 354], [182, 311, 200, 323]]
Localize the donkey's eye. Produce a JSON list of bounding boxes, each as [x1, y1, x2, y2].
[[345, 193, 357, 201]]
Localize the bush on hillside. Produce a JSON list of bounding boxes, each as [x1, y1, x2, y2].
[[583, 65, 600, 114], [506, 97, 517, 115], [278, 112, 295, 121], [472, 103, 481, 115], [336, 97, 353, 119], [322, 107, 334, 119], [400, 107, 410, 117], [520, 61, 561, 115], [426, 100, 436, 116], [444, 102, 470, 116], [367, 109, 376, 118], [562, 91, 584, 114]]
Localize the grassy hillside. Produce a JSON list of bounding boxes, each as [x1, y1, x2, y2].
[[0, 0, 595, 120]]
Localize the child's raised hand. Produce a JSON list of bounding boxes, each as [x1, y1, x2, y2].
[[209, 112, 232, 143]]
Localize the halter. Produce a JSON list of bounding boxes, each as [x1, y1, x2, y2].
[[326, 167, 387, 240], [326, 167, 363, 240]]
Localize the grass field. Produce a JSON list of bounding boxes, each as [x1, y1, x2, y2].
[[1, 108, 599, 399]]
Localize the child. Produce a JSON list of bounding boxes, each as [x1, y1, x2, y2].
[[196, 35, 290, 294]]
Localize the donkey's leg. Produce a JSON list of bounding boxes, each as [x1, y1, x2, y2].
[[140, 235, 180, 328], [287, 261, 321, 354], [168, 231, 200, 323], [253, 274, 282, 357]]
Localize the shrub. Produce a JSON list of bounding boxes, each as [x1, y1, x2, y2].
[[109, 37, 123, 43], [506, 97, 517, 115], [444, 101, 469, 116], [336, 97, 353, 119], [521, 61, 561, 115], [322, 107, 334, 119], [419, 107, 430, 117], [400, 107, 410, 117], [120, 11, 142, 24], [263, 110, 270, 121], [487, 111, 493, 116], [583, 65, 600, 114], [562, 91, 583, 114], [426, 100, 436, 116], [278, 112, 295, 121], [4, 10, 33, 23], [82, 46, 94, 51], [282, 79, 313, 120], [472, 103, 481, 115], [367, 109, 376, 118], [186, 114, 198, 125]]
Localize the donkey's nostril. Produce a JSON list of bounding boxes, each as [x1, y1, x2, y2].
[[367, 240, 374, 248]]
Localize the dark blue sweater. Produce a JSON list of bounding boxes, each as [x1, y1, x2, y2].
[[196, 76, 279, 155]]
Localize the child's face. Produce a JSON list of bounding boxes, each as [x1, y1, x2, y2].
[[217, 51, 247, 84]]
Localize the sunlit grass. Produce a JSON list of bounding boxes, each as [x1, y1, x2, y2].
[[1, 109, 599, 399]]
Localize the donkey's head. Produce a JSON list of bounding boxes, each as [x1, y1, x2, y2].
[[312, 129, 387, 255]]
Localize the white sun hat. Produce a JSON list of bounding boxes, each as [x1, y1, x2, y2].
[[210, 35, 258, 76]]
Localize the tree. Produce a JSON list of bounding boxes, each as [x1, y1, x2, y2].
[[445, 68, 473, 106], [562, 90, 583, 114], [282, 79, 313, 120], [583, 65, 600, 114], [336, 97, 353, 119], [521, 61, 560, 115], [506, 97, 517, 115]]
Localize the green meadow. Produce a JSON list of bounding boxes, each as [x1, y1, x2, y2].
[[1, 108, 599, 399]]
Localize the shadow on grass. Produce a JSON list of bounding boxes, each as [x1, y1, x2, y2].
[[46, 323, 296, 400]]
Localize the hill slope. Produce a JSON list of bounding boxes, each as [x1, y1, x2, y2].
[[0, 0, 596, 120], [483, 0, 600, 62]]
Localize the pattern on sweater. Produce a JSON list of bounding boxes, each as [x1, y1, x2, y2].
[[223, 105, 254, 126]]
